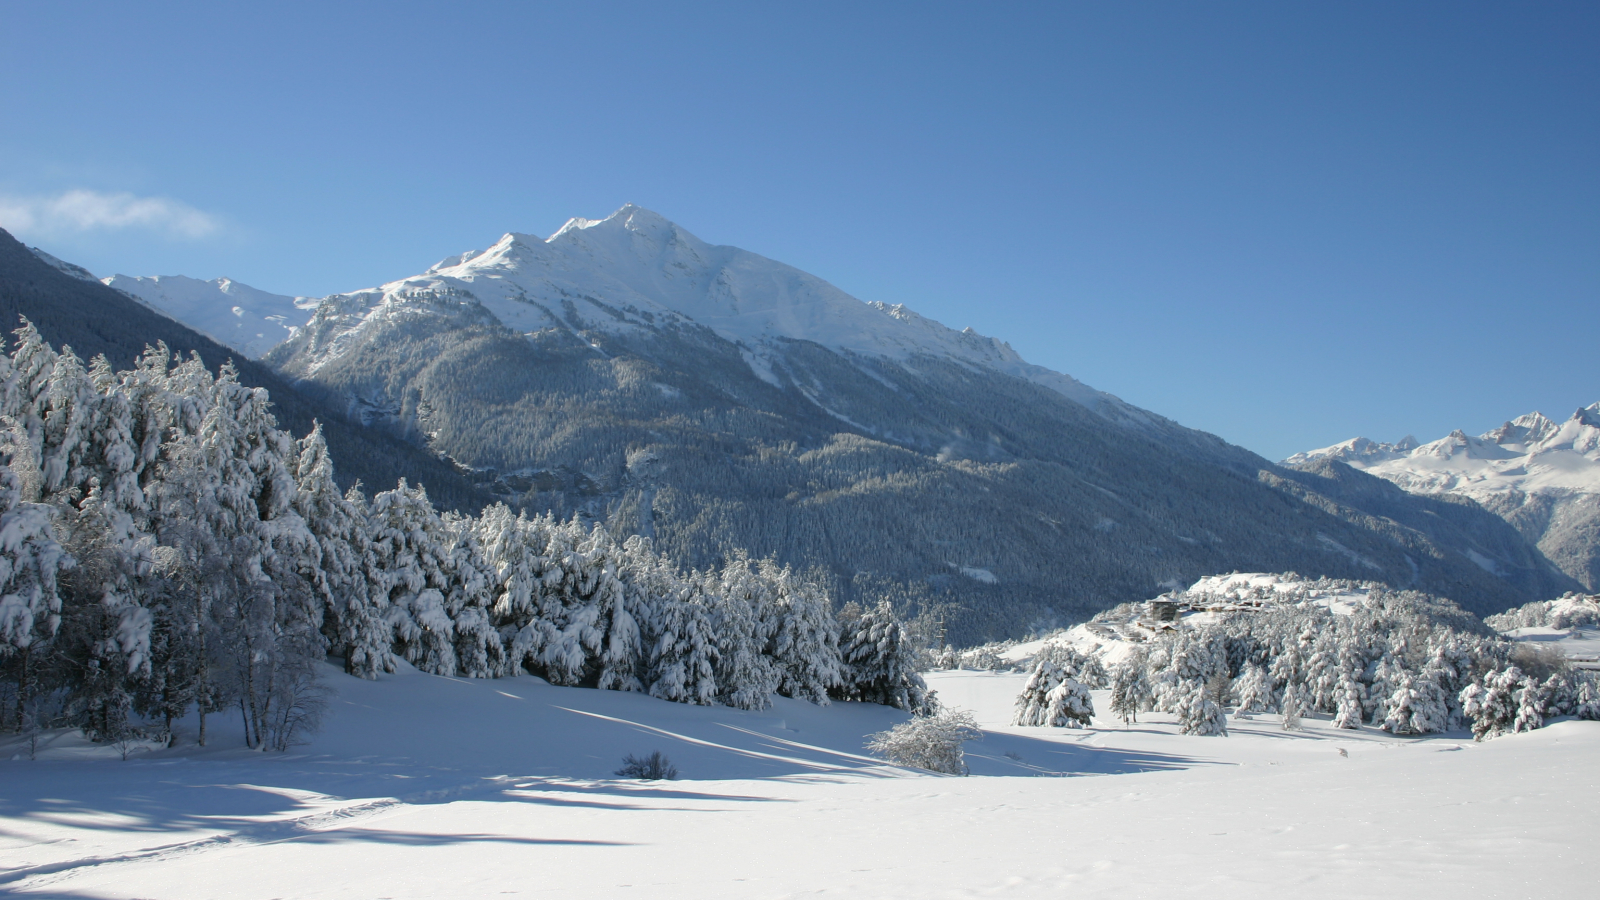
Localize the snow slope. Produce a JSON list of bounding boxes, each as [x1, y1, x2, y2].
[[102, 274, 320, 359], [288, 204, 1143, 418], [3, 662, 1595, 898], [1287, 404, 1600, 496]]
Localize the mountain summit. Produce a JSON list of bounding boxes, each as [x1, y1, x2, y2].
[[300, 204, 1141, 423]]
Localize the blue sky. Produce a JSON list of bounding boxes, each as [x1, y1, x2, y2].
[[2, 1, 1595, 461]]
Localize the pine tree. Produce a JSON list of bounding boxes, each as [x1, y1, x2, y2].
[[1332, 669, 1365, 729], [835, 600, 932, 713], [368, 479, 457, 676], [1280, 684, 1304, 731], [710, 555, 778, 709], [0, 455, 72, 731], [1232, 663, 1274, 716], [1461, 666, 1526, 741], [1380, 672, 1450, 735], [645, 570, 719, 705], [291, 426, 386, 677], [1014, 645, 1096, 727], [1108, 652, 1154, 726], [763, 562, 842, 705], [1044, 677, 1095, 727]]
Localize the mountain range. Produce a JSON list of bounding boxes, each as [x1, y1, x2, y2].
[[1288, 406, 1600, 591], [16, 206, 1583, 641]]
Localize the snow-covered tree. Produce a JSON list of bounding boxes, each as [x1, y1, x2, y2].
[[1280, 684, 1304, 731], [1380, 672, 1450, 736], [1108, 652, 1154, 725], [1232, 663, 1274, 716], [645, 570, 719, 705], [367, 479, 457, 676], [835, 600, 933, 713], [1332, 669, 1365, 730], [0, 451, 72, 730], [1014, 645, 1095, 727], [290, 425, 384, 677], [762, 562, 842, 705], [1461, 666, 1527, 741], [710, 555, 779, 709]]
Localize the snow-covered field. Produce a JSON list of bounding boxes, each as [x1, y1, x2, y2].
[[2, 664, 1594, 898]]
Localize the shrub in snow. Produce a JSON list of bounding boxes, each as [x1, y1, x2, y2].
[[615, 751, 678, 780], [866, 709, 982, 775]]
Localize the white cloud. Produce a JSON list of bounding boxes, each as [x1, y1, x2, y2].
[[0, 189, 220, 239]]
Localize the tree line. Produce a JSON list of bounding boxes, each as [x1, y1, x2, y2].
[[0, 322, 930, 753], [1003, 579, 1600, 740]]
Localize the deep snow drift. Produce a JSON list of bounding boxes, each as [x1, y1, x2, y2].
[[2, 661, 1593, 898]]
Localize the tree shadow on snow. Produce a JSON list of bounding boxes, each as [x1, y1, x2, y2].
[[496, 779, 792, 812], [964, 729, 1218, 777]]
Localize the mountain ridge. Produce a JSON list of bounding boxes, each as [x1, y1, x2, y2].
[[1287, 404, 1600, 589]]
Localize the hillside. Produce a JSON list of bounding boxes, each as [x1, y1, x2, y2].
[[257, 206, 1569, 638], [0, 227, 490, 511]]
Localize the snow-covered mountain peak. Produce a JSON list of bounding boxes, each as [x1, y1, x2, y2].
[[1483, 411, 1559, 448], [290, 205, 1144, 420]]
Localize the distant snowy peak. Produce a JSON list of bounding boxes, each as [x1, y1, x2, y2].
[[1287, 403, 1600, 496], [1283, 434, 1419, 467], [103, 274, 320, 359], [314, 204, 1142, 419]]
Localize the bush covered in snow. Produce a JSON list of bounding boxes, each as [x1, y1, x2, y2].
[[615, 751, 678, 780], [865, 709, 982, 774]]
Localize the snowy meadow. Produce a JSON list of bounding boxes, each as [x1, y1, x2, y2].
[[2, 664, 1595, 899]]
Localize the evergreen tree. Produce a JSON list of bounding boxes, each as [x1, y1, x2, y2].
[[763, 561, 842, 705], [1108, 652, 1154, 726], [1332, 669, 1365, 729], [835, 600, 932, 713], [1232, 663, 1274, 716], [1379, 671, 1450, 736], [368, 479, 457, 675]]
